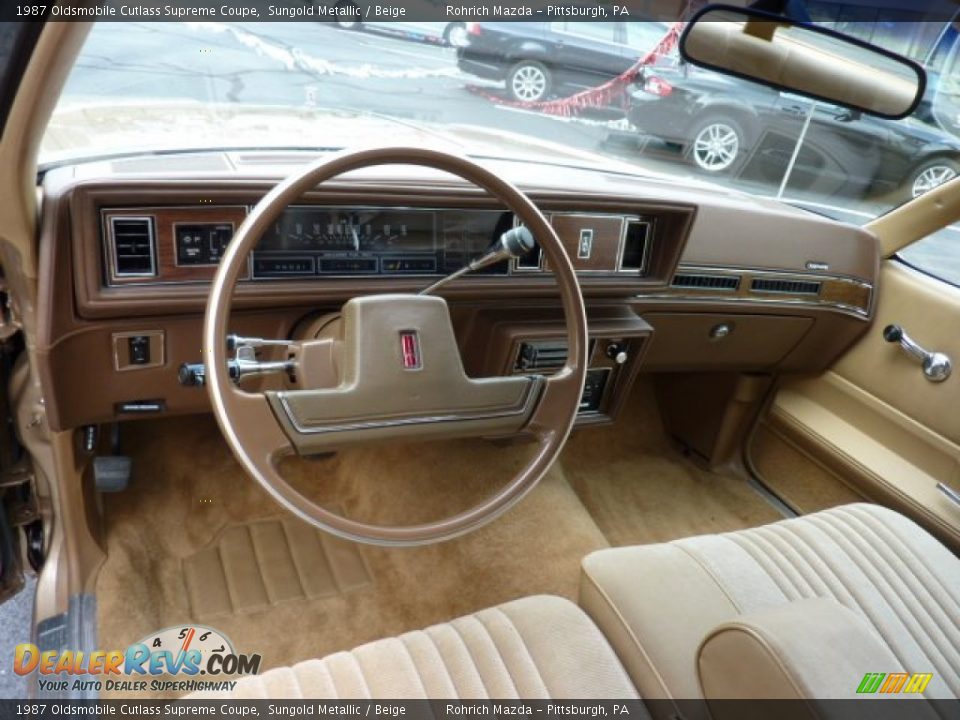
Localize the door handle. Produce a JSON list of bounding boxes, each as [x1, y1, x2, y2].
[[883, 324, 952, 382]]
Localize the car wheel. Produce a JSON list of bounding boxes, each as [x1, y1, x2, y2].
[[689, 116, 744, 174], [445, 22, 468, 48], [907, 158, 960, 199], [507, 61, 552, 103], [334, 2, 361, 30]]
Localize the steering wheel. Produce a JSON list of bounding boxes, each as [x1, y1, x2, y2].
[[204, 146, 587, 546]]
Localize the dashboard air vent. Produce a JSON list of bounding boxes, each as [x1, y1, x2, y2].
[[671, 273, 740, 291], [620, 220, 650, 272], [751, 278, 821, 295], [516, 340, 569, 371], [110, 217, 156, 277]]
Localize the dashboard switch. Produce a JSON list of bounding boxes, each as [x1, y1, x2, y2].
[[128, 336, 151, 365], [113, 331, 164, 371], [605, 341, 628, 365]]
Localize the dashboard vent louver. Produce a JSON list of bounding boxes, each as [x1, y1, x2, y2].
[[751, 278, 821, 295], [110, 217, 156, 277], [516, 340, 569, 371], [620, 220, 650, 272], [671, 273, 740, 291]]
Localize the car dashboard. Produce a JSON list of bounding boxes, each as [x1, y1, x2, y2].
[[35, 151, 879, 438]]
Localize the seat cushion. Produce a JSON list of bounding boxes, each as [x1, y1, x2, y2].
[[580, 503, 960, 706], [190, 595, 640, 700]]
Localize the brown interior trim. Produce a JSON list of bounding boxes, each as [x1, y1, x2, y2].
[[101, 205, 249, 285], [652, 264, 873, 318], [63, 180, 696, 319]]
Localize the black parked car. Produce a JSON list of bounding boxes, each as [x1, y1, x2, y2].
[[457, 21, 667, 103], [629, 63, 960, 201]]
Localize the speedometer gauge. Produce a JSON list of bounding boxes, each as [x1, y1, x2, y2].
[[252, 207, 510, 279], [259, 208, 435, 254]]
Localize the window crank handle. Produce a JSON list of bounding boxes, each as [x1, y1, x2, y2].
[[883, 324, 952, 383]]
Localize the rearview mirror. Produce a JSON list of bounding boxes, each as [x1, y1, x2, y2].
[[679, 5, 926, 119]]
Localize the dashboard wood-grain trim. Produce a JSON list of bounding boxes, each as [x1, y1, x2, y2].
[[546, 212, 624, 272], [102, 205, 249, 285], [657, 265, 874, 318], [67, 180, 697, 319]]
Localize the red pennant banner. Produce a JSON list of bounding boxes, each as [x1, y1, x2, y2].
[[466, 22, 685, 118]]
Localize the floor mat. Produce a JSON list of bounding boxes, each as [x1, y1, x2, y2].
[[183, 515, 372, 621]]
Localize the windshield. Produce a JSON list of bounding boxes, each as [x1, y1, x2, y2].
[[43, 19, 960, 229]]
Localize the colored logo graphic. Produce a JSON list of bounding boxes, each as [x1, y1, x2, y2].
[[856, 672, 933, 694], [13, 625, 261, 694]]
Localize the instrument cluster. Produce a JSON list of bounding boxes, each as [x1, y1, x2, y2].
[[248, 207, 514, 279]]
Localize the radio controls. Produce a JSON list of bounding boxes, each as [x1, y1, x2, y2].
[[605, 341, 628, 365], [579, 369, 609, 413]]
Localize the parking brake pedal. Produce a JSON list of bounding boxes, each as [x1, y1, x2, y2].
[[93, 423, 131, 493]]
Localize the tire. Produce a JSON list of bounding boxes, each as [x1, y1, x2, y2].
[[506, 60, 552, 103], [687, 115, 745, 174], [334, 2, 361, 30], [905, 157, 960, 200], [444, 22, 468, 48]]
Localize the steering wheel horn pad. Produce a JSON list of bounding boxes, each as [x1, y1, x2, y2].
[[266, 293, 546, 452]]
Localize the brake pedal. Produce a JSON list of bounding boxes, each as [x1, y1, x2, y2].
[[94, 422, 130, 493], [93, 456, 131, 493]]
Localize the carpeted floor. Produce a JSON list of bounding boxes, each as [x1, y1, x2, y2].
[[95, 380, 783, 697], [563, 382, 782, 546], [749, 422, 865, 514]]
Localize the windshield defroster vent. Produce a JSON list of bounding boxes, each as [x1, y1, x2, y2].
[[751, 278, 821, 295], [671, 273, 740, 291], [110, 217, 157, 278]]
